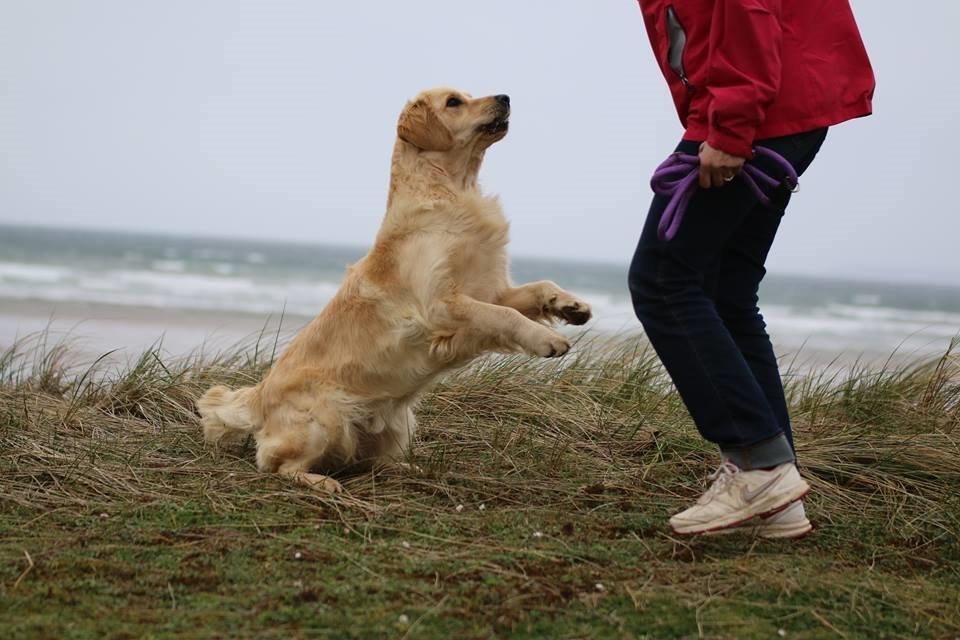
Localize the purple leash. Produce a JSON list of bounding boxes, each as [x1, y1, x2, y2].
[[650, 146, 799, 241]]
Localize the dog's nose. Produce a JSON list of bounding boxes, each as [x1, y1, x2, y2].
[[495, 94, 510, 107]]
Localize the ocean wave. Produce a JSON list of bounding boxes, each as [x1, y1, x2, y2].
[[0, 261, 341, 317], [151, 260, 187, 273], [1, 258, 957, 354], [581, 298, 959, 354], [0, 262, 75, 284]]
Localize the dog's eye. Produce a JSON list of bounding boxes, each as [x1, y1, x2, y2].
[[446, 97, 463, 108]]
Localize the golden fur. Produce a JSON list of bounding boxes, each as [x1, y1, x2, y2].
[[197, 88, 592, 492]]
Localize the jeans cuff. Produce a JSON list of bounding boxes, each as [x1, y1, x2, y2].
[[721, 433, 795, 470]]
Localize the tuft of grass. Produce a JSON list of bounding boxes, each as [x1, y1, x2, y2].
[[1, 332, 958, 639]]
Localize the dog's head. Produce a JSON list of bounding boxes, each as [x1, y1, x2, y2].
[[397, 88, 510, 153]]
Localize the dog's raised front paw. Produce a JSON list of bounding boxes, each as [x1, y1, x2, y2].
[[547, 293, 592, 326]]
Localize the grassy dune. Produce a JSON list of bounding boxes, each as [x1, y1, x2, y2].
[[1, 332, 958, 639]]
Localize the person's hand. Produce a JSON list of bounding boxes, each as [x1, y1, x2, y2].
[[698, 142, 746, 189]]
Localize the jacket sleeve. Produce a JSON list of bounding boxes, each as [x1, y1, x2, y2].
[[705, 0, 784, 158]]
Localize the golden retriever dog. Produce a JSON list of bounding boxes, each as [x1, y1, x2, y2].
[[197, 88, 592, 492]]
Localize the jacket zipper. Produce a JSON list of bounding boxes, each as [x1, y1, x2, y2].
[[665, 5, 695, 93]]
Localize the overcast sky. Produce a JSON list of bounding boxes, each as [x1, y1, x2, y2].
[[0, 1, 957, 284]]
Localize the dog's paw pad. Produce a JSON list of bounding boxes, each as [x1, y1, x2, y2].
[[559, 302, 592, 326]]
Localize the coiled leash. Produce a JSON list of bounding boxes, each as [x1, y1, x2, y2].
[[650, 146, 799, 241]]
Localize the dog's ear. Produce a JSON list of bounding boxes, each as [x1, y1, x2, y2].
[[397, 99, 454, 151]]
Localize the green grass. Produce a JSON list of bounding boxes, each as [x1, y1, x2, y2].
[[1, 332, 958, 639]]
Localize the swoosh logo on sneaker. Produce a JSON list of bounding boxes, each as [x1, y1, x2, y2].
[[741, 472, 784, 503]]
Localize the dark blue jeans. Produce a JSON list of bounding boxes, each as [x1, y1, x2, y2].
[[629, 128, 828, 470]]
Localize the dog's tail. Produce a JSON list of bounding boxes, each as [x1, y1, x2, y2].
[[197, 385, 261, 445]]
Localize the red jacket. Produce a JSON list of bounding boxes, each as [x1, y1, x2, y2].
[[637, 0, 875, 158]]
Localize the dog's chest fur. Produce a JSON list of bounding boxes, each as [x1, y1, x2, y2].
[[371, 191, 511, 302], [442, 192, 511, 301]]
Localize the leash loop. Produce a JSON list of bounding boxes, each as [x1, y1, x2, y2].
[[650, 146, 799, 241]]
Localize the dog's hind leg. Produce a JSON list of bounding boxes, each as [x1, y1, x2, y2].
[[350, 403, 420, 473], [254, 401, 349, 494], [374, 404, 419, 471], [277, 462, 343, 494]]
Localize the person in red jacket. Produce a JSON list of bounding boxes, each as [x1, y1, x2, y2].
[[628, 0, 875, 537]]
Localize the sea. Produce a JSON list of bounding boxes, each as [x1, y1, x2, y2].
[[1, 223, 958, 366]]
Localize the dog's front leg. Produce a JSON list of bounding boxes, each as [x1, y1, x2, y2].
[[430, 294, 571, 360], [497, 281, 592, 325]]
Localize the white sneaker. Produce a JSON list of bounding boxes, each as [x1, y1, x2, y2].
[[706, 500, 813, 539], [755, 500, 813, 538], [669, 461, 810, 536]]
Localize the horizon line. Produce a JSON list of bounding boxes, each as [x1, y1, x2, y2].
[[1, 219, 958, 290]]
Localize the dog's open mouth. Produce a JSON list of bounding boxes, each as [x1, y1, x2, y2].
[[480, 116, 510, 135]]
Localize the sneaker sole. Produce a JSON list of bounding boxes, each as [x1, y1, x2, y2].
[[758, 520, 814, 539], [703, 508, 813, 540], [670, 484, 811, 537]]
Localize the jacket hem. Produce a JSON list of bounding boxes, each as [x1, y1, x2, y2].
[[682, 99, 873, 149]]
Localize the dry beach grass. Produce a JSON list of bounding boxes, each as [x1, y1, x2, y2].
[[1, 331, 958, 638]]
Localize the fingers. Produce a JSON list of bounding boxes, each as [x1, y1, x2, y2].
[[699, 163, 712, 189], [698, 143, 747, 189], [700, 163, 741, 189], [712, 166, 729, 188], [699, 164, 729, 189], [720, 166, 741, 186]]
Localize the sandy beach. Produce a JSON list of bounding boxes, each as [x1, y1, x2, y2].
[[0, 297, 313, 362], [3, 296, 950, 380]]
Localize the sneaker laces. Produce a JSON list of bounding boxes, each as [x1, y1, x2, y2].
[[696, 461, 740, 505]]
